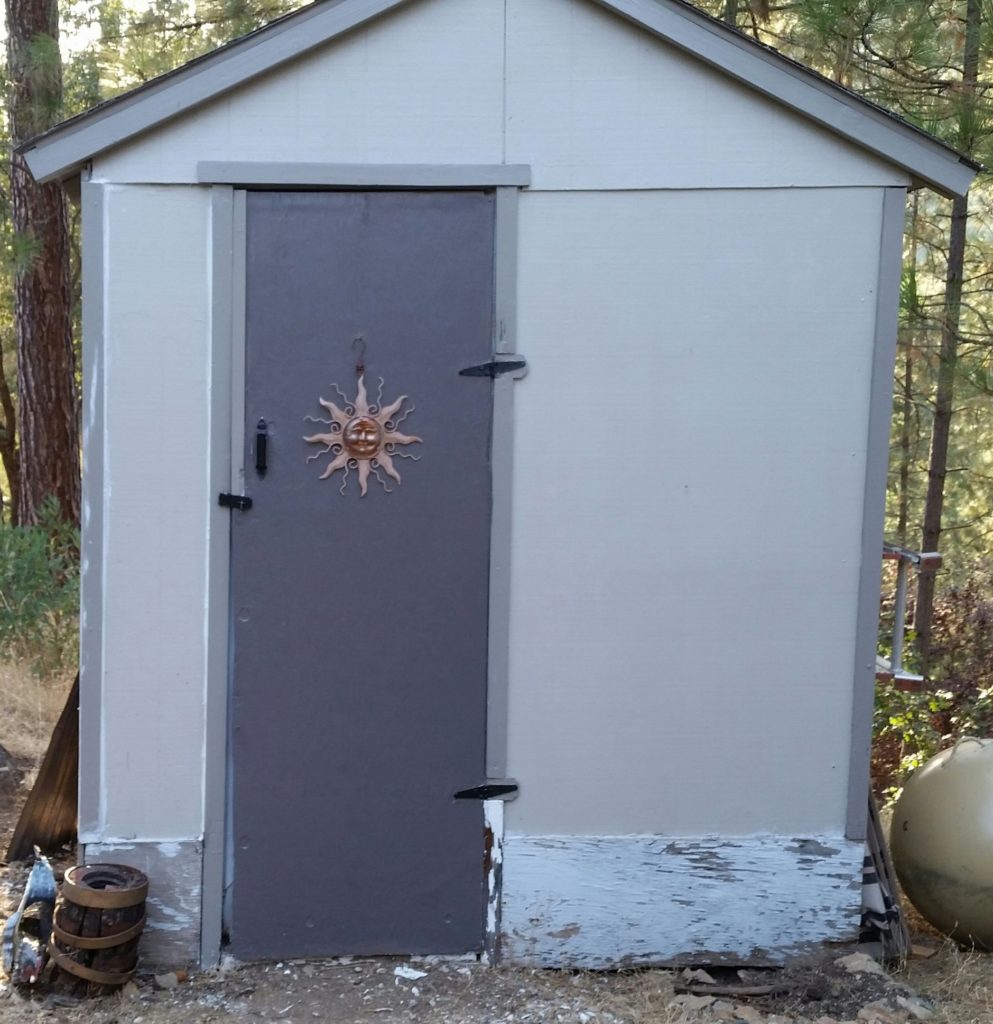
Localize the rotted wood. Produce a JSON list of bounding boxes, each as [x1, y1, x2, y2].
[[5, 675, 79, 863], [50, 864, 147, 996]]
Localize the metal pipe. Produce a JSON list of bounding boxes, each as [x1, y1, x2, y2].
[[892, 557, 909, 673]]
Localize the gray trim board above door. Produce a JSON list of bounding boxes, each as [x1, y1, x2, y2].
[[197, 163, 532, 188]]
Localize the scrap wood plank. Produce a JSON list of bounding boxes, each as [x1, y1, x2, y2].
[[866, 790, 910, 961], [5, 674, 79, 863]]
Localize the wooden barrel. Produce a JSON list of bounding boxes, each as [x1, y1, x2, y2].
[[48, 864, 148, 994]]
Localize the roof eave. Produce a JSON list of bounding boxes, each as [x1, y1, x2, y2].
[[23, 0, 417, 185], [593, 0, 977, 198], [21, 0, 979, 198]]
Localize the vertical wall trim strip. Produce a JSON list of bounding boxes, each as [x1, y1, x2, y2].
[[846, 185, 906, 841], [79, 175, 106, 837], [230, 193, 248, 495], [486, 186, 520, 780], [221, 189, 248, 945], [200, 186, 236, 967]]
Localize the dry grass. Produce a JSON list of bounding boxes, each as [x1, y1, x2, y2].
[[0, 659, 72, 768], [901, 943, 993, 1024], [582, 970, 683, 1023]]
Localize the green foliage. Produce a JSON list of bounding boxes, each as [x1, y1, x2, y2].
[[875, 563, 993, 801], [59, 0, 299, 104], [0, 497, 79, 675], [873, 680, 951, 802]]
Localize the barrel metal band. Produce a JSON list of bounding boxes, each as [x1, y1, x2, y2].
[[61, 876, 148, 909], [48, 941, 137, 986], [52, 916, 146, 950]]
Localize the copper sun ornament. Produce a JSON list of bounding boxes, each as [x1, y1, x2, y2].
[[304, 374, 422, 496]]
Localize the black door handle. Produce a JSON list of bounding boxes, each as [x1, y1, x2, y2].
[[256, 419, 268, 478]]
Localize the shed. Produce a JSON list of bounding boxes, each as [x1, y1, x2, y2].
[[24, 0, 977, 969]]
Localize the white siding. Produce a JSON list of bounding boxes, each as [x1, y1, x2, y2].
[[98, 185, 211, 839], [93, 0, 908, 191], [504, 0, 903, 190], [505, 187, 882, 836], [94, 0, 505, 184]]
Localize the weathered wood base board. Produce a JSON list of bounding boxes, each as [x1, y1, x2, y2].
[[499, 833, 863, 967], [81, 840, 202, 966]]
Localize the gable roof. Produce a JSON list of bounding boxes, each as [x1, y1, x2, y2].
[[22, 0, 979, 196]]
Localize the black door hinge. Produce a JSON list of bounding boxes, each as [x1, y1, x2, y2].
[[459, 358, 527, 379], [218, 493, 253, 511], [453, 781, 519, 801]]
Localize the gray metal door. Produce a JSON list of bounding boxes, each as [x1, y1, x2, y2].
[[228, 191, 494, 959]]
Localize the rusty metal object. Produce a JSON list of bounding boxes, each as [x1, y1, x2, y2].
[[891, 738, 993, 948], [48, 863, 148, 994]]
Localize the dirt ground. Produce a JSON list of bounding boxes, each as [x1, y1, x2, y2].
[[0, 926, 955, 1024]]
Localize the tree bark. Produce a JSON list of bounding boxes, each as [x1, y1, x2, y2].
[[897, 192, 920, 551], [6, 0, 80, 527], [0, 340, 20, 524], [915, 0, 981, 671], [897, 339, 913, 548], [722, 0, 739, 26]]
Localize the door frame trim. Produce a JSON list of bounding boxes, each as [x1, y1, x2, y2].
[[201, 184, 242, 966], [201, 170, 527, 967], [486, 185, 522, 782]]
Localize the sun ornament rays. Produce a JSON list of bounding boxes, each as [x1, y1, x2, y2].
[[303, 372, 422, 496]]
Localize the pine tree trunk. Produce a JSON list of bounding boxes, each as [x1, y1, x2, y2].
[[897, 193, 920, 551], [722, 0, 739, 26], [915, 191, 967, 668], [0, 341, 20, 524], [915, 0, 982, 671], [897, 339, 913, 548], [5, 0, 79, 527]]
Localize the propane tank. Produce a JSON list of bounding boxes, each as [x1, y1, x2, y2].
[[891, 737, 993, 948]]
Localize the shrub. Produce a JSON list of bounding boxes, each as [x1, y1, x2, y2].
[[0, 498, 79, 676], [874, 562, 993, 802]]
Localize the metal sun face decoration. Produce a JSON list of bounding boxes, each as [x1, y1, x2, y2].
[[303, 371, 422, 496]]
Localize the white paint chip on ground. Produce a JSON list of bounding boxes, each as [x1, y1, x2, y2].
[[393, 966, 428, 982]]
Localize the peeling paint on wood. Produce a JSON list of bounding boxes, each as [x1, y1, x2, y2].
[[483, 800, 504, 964], [500, 833, 862, 968], [82, 840, 202, 967]]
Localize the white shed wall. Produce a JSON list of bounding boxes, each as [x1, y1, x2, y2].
[[78, 0, 907, 968], [505, 187, 882, 837], [92, 0, 908, 191], [97, 185, 211, 840]]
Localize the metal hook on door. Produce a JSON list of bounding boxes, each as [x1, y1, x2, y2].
[[352, 335, 366, 375]]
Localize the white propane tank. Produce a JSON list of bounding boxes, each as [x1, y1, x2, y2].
[[891, 737, 993, 948]]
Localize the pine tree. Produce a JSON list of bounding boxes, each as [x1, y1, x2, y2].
[[5, 0, 79, 526]]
